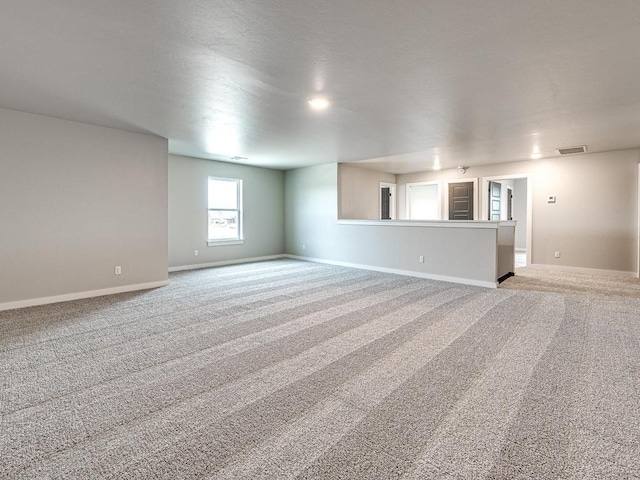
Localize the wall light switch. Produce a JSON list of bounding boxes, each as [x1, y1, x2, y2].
[[548, 196, 556, 203]]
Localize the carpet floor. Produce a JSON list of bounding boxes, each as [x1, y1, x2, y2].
[[1, 259, 639, 479], [502, 264, 640, 298]]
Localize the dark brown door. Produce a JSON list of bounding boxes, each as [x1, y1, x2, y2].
[[381, 187, 391, 220], [489, 181, 501, 220], [448, 182, 474, 220]]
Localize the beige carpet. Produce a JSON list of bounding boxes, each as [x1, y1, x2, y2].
[[501, 264, 640, 297], [1, 260, 639, 479]]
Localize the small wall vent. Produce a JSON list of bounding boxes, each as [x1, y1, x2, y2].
[[556, 145, 587, 155]]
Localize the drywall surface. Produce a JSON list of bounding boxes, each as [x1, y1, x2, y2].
[[533, 150, 638, 272], [338, 163, 396, 219], [513, 178, 528, 250], [168, 155, 284, 268], [497, 224, 516, 278], [286, 164, 498, 286], [0, 108, 168, 306], [286, 164, 341, 257], [397, 149, 639, 273]]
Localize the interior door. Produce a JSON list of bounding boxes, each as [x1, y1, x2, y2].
[[489, 181, 502, 220], [507, 187, 513, 220], [448, 182, 474, 220], [381, 187, 391, 220]]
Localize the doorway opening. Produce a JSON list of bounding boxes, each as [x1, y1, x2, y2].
[[379, 182, 396, 220], [489, 181, 502, 220], [406, 182, 440, 220], [481, 174, 532, 268]]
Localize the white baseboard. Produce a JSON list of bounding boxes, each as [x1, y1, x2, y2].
[[285, 255, 497, 289], [529, 263, 637, 278], [0, 280, 170, 312], [169, 254, 285, 272]]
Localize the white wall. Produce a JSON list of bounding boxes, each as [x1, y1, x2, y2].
[[397, 149, 639, 273], [168, 154, 284, 269], [338, 163, 396, 219], [286, 164, 500, 287], [513, 178, 528, 250], [0, 108, 168, 308]]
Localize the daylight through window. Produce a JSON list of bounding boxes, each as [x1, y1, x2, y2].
[[207, 177, 243, 245]]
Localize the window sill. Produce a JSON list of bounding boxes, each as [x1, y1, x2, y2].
[[207, 239, 244, 247]]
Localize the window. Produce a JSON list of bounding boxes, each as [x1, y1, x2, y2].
[[207, 177, 243, 246]]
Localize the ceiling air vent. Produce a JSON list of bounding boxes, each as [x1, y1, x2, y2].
[[556, 145, 587, 155]]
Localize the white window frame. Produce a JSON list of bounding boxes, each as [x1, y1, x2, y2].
[[207, 177, 243, 246]]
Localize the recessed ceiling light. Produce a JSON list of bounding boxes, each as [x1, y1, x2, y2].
[[308, 97, 330, 110], [531, 146, 542, 159]]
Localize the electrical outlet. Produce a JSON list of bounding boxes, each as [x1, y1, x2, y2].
[[302, 244, 306, 250], [114, 266, 122, 275], [194, 249, 199, 256], [419, 255, 424, 263], [554, 251, 561, 258]]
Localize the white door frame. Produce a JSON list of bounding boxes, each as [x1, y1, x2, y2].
[[481, 173, 533, 266], [406, 181, 441, 220], [379, 182, 396, 220], [443, 178, 479, 221]]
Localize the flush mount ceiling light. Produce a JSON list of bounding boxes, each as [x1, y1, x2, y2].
[[308, 97, 330, 110]]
